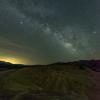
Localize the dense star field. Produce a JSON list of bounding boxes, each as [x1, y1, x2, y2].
[[0, 0, 98, 65]]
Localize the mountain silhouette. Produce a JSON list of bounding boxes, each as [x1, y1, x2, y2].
[[78, 60, 100, 72], [0, 60, 100, 72], [0, 61, 25, 70]]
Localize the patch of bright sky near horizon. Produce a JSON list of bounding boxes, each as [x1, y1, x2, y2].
[[0, 0, 99, 64]]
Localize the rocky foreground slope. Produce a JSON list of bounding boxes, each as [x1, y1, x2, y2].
[[0, 60, 99, 100]]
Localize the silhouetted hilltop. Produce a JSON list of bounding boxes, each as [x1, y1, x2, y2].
[[0, 60, 100, 72], [0, 61, 25, 70], [0, 61, 12, 65], [78, 60, 100, 72]]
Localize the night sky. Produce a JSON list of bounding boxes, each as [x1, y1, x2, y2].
[[0, 0, 98, 64]]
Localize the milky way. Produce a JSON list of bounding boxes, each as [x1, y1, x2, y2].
[[0, 0, 98, 64]]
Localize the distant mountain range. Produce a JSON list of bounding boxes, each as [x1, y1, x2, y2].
[[0, 60, 100, 72], [0, 61, 25, 70]]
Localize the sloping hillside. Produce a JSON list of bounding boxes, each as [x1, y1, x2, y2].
[[0, 62, 94, 100]]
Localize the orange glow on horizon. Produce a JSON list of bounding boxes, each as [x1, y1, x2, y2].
[[0, 56, 26, 64]]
